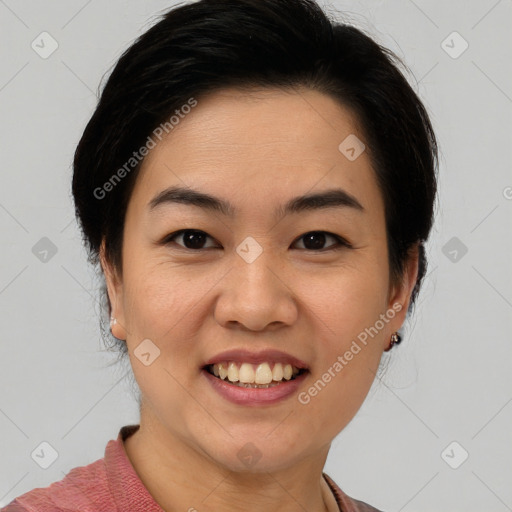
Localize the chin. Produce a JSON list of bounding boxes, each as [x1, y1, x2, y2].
[[198, 428, 312, 474]]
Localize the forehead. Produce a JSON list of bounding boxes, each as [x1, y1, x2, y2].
[[131, 87, 382, 217]]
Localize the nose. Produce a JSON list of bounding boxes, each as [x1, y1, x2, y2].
[[213, 247, 299, 332]]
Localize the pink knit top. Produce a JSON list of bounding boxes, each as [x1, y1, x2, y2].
[[1, 425, 382, 512]]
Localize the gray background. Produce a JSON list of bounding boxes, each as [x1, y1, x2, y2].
[[1, 1, 511, 510]]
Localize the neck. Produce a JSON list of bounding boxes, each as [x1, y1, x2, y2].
[[123, 419, 335, 512]]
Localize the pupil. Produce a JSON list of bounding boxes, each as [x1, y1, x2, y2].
[[184, 230, 206, 249], [304, 231, 325, 250]]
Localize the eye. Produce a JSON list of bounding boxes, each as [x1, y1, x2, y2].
[[164, 230, 220, 250], [163, 229, 351, 251], [292, 231, 351, 251]]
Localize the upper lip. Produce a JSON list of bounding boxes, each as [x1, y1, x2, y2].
[[203, 349, 309, 370]]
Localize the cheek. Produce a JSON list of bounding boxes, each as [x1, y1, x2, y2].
[[121, 261, 225, 374], [307, 261, 389, 338], [123, 262, 202, 329], [120, 267, 202, 410], [298, 261, 389, 415]]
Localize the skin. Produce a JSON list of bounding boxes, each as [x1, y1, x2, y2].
[[101, 87, 419, 512]]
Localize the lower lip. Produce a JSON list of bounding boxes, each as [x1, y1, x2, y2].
[[201, 368, 308, 406]]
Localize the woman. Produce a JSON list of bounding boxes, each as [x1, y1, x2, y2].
[[2, 0, 438, 510]]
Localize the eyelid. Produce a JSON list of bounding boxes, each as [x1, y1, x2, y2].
[[162, 229, 221, 249], [292, 232, 352, 250], [162, 229, 352, 251]]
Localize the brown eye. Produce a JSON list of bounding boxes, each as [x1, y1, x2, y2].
[[163, 229, 351, 252], [164, 230, 219, 250], [292, 231, 351, 251]]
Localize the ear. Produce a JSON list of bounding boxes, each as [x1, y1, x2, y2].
[[386, 242, 420, 337], [99, 240, 127, 340]]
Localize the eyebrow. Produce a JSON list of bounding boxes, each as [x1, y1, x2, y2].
[[148, 185, 364, 218]]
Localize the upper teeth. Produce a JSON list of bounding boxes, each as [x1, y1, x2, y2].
[[211, 362, 300, 384]]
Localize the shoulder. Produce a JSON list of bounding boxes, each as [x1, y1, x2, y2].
[[1, 426, 143, 512], [323, 473, 385, 512], [1, 453, 112, 512]]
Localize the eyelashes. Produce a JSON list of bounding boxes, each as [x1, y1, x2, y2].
[[162, 229, 352, 252]]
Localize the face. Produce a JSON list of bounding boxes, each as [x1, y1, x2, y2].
[[103, 87, 418, 473]]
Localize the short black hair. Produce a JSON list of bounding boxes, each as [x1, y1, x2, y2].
[[72, 0, 438, 357]]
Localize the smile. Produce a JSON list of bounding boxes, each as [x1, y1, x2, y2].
[[206, 361, 306, 388]]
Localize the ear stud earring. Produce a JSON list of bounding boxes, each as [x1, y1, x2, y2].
[[385, 331, 402, 351]]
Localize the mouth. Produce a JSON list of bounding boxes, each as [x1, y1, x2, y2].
[[201, 349, 310, 404], [203, 361, 308, 388]]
